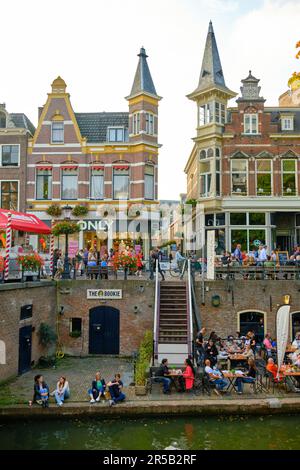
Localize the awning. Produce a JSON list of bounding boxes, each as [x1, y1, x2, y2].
[[92, 165, 104, 171], [36, 166, 52, 171], [113, 165, 129, 170], [61, 165, 78, 170], [0, 209, 51, 234]]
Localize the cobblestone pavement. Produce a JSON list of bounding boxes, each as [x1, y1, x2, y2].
[[1, 357, 134, 404], [1, 356, 294, 407]]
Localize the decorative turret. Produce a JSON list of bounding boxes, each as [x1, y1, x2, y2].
[[126, 47, 161, 146], [51, 76, 67, 94], [187, 21, 236, 101], [279, 40, 300, 106], [126, 47, 160, 100]]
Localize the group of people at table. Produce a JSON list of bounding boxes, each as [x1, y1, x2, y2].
[[154, 328, 300, 395]]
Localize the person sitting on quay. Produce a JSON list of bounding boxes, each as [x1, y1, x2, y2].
[[52, 376, 70, 407], [33, 374, 50, 408], [181, 358, 195, 393], [204, 359, 228, 395], [154, 358, 171, 394], [266, 358, 283, 382], [195, 327, 206, 367], [88, 372, 106, 403], [243, 344, 255, 361], [234, 358, 256, 395], [108, 373, 126, 406]]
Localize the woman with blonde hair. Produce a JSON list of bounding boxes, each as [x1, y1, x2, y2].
[[52, 376, 70, 406]]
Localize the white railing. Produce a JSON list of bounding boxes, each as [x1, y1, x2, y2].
[[153, 260, 159, 356], [187, 259, 193, 355]]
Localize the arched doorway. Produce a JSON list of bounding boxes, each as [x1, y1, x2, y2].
[[89, 306, 120, 354], [291, 312, 300, 339], [238, 311, 266, 343]]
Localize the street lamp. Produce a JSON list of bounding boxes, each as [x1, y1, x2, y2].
[[61, 205, 72, 279]]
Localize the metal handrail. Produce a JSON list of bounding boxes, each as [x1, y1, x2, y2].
[[187, 259, 193, 356], [153, 260, 160, 360]]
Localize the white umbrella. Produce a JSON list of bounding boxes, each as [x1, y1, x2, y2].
[[276, 304, 291, 378]]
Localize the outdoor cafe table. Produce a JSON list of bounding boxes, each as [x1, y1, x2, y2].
[[168, 371, 183, 391], [222, 371, 245, 394]]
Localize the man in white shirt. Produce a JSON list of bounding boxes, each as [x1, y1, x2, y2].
[[204, 359, 228, 394], [258, 245, 268, 263]]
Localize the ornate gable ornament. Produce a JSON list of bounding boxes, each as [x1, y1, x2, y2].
[[256, 151, 273, 159], [237, 71, 265, 103], [231, 151, 249, 159], [281, 149, 298, 159]]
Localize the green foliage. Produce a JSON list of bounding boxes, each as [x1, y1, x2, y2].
[[69, 330, 82, 338], [46, 204, 62, 217], [37, 355, 57, 368], [38, 323, 57, 347], [52, 221, 80, 236], [72, 205, 88, 217], [160, 240, 177, 248], [185, 198, 198, 207], [134, 330, 153, 386]]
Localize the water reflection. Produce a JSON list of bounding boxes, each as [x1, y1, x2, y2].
[[0, 415, 300, 450]]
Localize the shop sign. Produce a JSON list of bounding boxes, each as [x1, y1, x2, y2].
[[87, 289, 122, 300], [207, 230, 215, 280], [69, 240, 79, 258], [77, 220, 111, 231]]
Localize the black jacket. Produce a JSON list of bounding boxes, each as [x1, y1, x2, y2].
[[91, 378, 106, 392], [33, 382, 49, 402]]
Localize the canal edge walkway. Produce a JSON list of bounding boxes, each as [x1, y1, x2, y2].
[[1, 397, 300, 419]]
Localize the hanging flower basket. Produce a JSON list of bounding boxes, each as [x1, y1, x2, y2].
[[17, 253, 44, 271], [72, 205, 88, 217], [52, 221, 80, 236], [46, 204, 62, 217]]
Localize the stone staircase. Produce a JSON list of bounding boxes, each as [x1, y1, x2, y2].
[[157, 282, 189, 364]]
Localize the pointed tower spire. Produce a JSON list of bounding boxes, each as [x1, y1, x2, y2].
[[127, 47, 160, 100], [187, 21, 236, 99]]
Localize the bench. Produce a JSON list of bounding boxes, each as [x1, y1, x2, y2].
[[86, 265, 115, 279]]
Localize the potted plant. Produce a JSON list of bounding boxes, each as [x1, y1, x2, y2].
[[46, 204, 62, 217], [113, 252, 138, 280], [69, 330, 82, 338], [72, 205, 88, 217], [17, 252, 44, 280], [38, 322, 57, 347], [134, 330, 153, 395]]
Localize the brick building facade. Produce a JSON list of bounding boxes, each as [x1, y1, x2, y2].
[[27, 48, 161, 256], [185, 22, 300, 255], [0, 103, 35, 214]]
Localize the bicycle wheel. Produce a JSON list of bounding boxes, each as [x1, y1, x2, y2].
[[169, 268, 180, 277]]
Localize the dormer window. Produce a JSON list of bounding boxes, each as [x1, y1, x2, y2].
[[108, 127, 124, 142], [281, 116, 294, 131], [244, 114, 258, 134], [51, 121, 64, 143]]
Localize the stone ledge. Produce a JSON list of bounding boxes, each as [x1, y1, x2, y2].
[[0, 280, 55, 291], [1, 398, 300, 420]]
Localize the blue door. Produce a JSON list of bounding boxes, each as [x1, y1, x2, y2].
[[89, 306, 120, 354], [18, 325, 32, 374]]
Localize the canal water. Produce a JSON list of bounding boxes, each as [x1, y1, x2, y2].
[[0, 415, 299, 450]]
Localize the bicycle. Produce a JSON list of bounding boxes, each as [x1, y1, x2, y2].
[[169, 259, 187, 278]]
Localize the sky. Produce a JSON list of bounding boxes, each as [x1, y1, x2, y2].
[[1, 0, 300, 200]]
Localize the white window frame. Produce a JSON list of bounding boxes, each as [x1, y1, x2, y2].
[[145, 113, 154, 135], [132, 113, 140, 135], [113, 167, 130, 200], [144, 164, 155, 200], [51, 121, 64, 144], [231, 159, 248, 196], [281, 117, 294, 131], [255, 159, 272, 196], [90, 169, 104, 200], [0, 144, 20, 167], [0, 179, 19, 211], [282, 159, 297, 196], [107, 127, 124, 142], [36, 168, 53, 201], [244, 113, 258, 134], [61, 169, 78, 200]]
